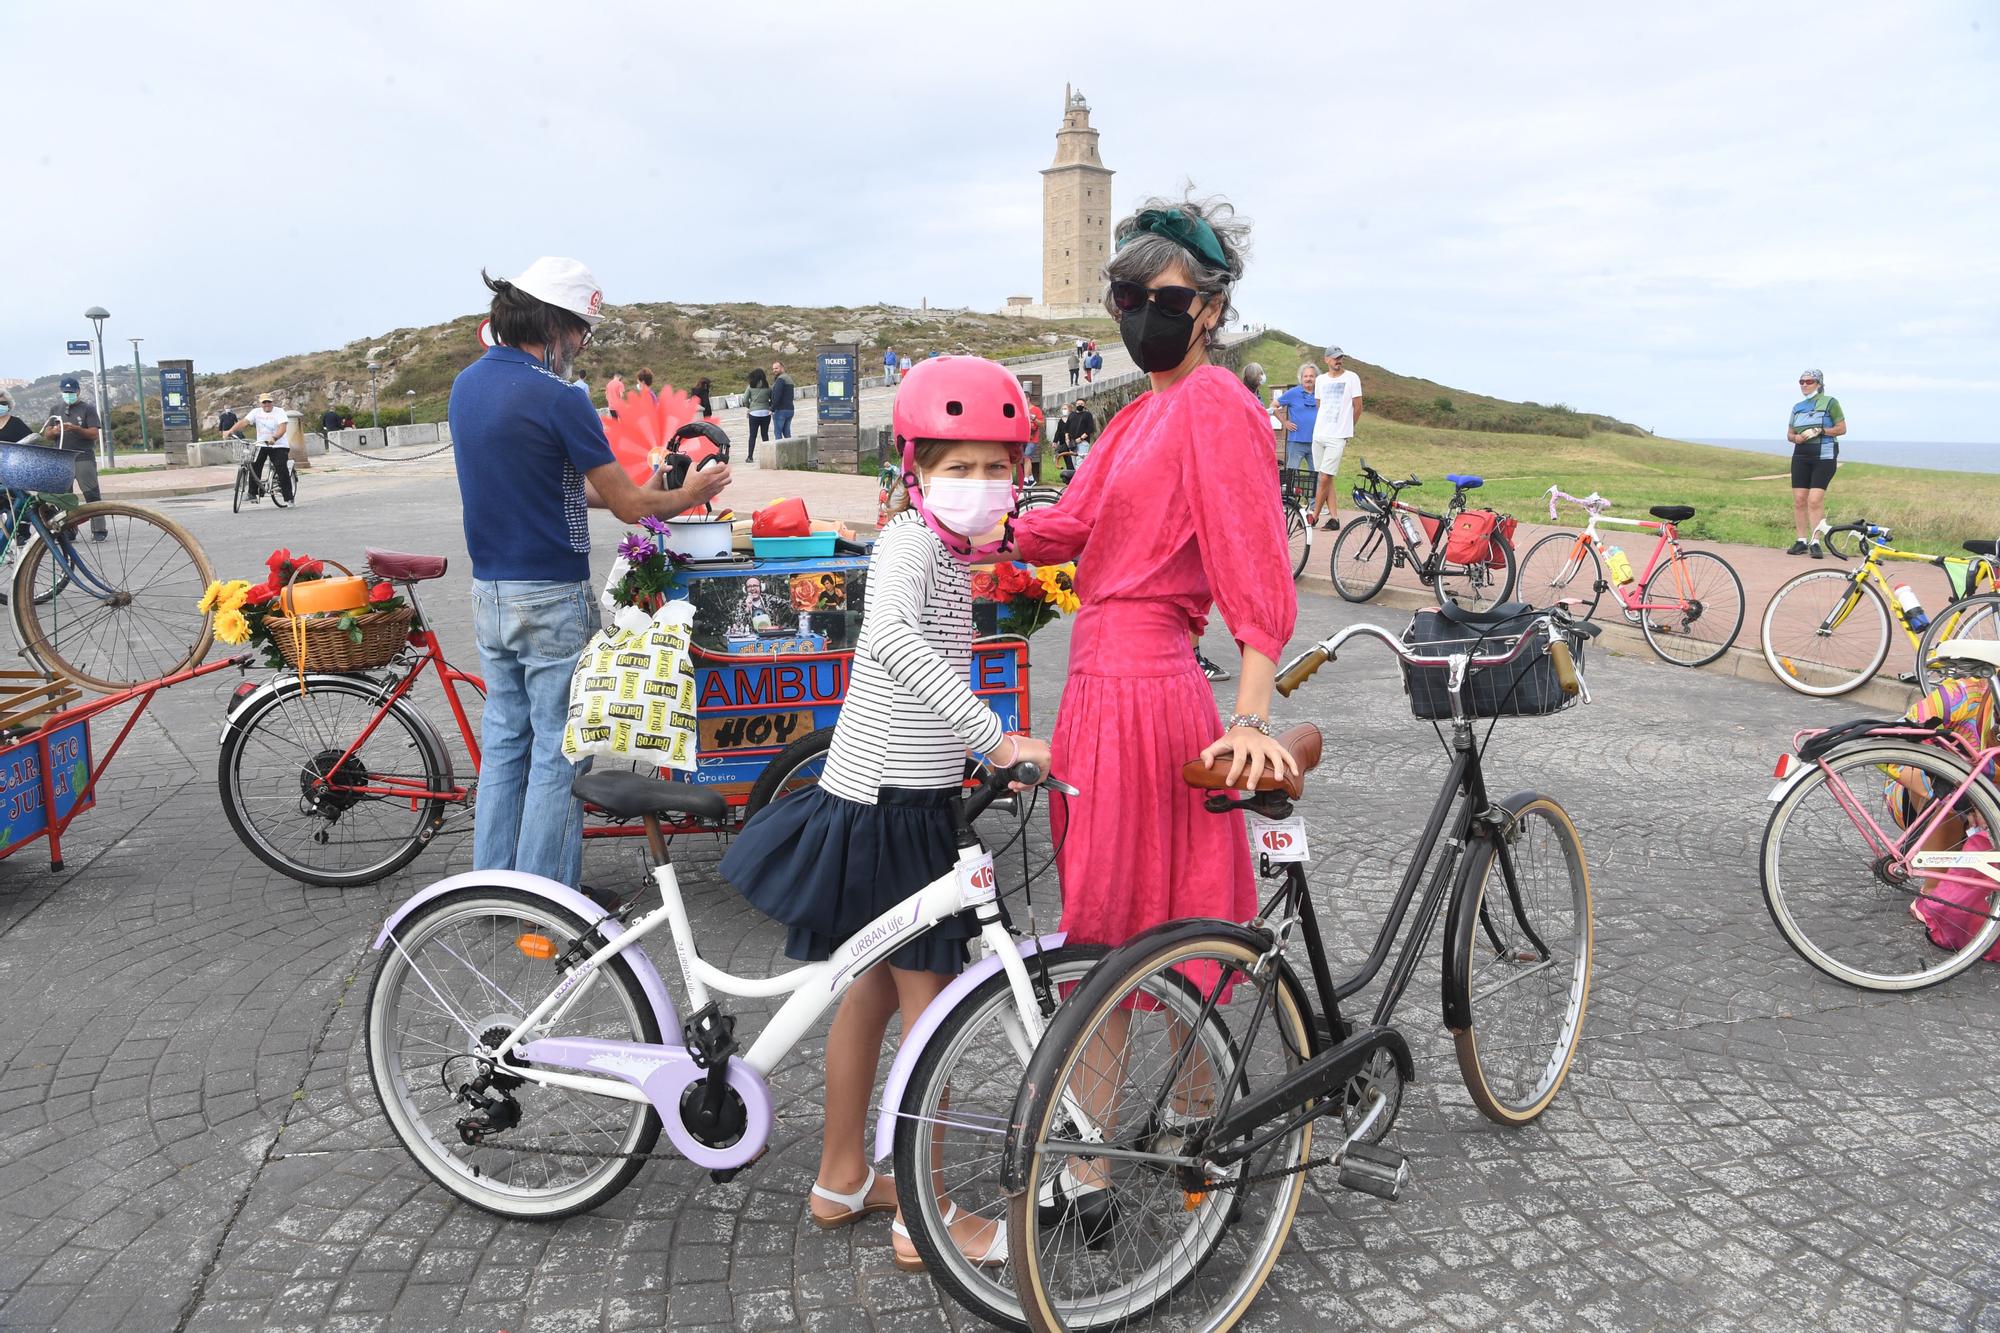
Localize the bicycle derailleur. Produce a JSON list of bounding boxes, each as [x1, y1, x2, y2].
[[454, 1024, 529, 1146]]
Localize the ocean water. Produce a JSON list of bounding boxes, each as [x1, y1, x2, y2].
[[1694, 438, 1998, 475]]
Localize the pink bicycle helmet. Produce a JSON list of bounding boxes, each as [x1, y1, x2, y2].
[[892, 356, 1033, 560]]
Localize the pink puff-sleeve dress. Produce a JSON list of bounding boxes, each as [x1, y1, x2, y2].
[[1013, 363, 1298, 947]]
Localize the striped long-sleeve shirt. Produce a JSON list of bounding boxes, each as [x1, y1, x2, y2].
[[819, 511, 1007, 804]]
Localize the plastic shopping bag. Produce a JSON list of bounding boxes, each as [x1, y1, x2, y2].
[[562, 599, 699, 770]]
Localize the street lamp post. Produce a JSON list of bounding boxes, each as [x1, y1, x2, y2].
[[406, 390, 417, 425], [129, 337, 151, 451], [367, 361, 381, 432], [84, 306, 114, 467]]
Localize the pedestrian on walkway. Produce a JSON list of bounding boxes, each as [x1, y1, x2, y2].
[[1787, 368, 1846, 558], [1274, 363, 1319, 473], [898, 353, 912, 379], [320, 406, 342, 435], [770, 361, 797, 439], [883, 345, 898, 385], [0, 390, 31, 444], [692, 376, 714, 419], [451, 256, 731, 887], [1309, 346, 1363, 530], [743, 368, 773, 459], [1067, 348, 1081, 386], [635, 368, 659, 403], [45, 375, 106, 521], [216, 405, 238, 435]]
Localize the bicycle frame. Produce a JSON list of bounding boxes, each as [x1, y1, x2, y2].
[[1353, 475, 1480, 587], [1542, 490, 1695, 614], [0, 490, 123, 602], [1818, 530, 1997, 651]]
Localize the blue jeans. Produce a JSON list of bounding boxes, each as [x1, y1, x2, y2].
[[471, 579, 599, 886], [773, 408, 795, 439], [1284, 439, 1314, 471]]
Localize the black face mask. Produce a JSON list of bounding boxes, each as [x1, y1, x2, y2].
[[1119, 303, 1200, 373]]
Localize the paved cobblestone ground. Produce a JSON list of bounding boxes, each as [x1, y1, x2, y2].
[[1, 467, 1996, 1332]]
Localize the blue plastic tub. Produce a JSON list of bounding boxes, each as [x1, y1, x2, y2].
[[0, 443, 78, 493], [752, 534, 837, 558]]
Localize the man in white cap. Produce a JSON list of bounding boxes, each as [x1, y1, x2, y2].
[[222, 391, 297, 504], [1309, 346, 1363, 530], [450, 257, 731, 887]]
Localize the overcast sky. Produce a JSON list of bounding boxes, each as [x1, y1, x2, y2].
[[6, 1, 1995, 444]]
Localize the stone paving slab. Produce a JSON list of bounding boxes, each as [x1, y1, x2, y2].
[[1, 465, 1996, 1331]]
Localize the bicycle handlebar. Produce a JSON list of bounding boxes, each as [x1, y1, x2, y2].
[[960, 758, 1074, 825], [1276, 612, 1597, 699], [1545, 485, 1613, 521]]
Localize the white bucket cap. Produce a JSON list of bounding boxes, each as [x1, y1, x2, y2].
[[510, 256, 605, 326]]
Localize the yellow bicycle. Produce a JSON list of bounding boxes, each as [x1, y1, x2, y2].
[[1759, 520, 1999, 696]]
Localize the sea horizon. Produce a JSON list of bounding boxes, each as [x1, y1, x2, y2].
[[1690, 437, 1997, 475]]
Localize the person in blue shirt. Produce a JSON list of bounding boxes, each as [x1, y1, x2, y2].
[[451, 257, 731, 886], [770, 360, 797, 439], [1785, 368, 1846, 558], [1273, 362, 1319, 473]]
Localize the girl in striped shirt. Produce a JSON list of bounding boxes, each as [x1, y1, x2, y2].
[[719, 356, 1051, 1271]]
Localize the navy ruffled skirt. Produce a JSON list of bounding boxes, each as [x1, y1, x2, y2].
[[720, 785, 972, 976]]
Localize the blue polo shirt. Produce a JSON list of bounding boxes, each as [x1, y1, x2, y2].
[[449, 345, 618, 583], [1275, 384, 1319, 442]]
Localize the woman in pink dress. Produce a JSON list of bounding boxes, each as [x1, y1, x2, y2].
[[1012, 195, 1298, 948]]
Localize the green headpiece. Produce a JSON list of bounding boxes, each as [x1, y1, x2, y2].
[[1118, 208, 1232, 276]]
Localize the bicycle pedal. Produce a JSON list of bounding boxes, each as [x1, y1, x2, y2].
[[1336, 1142, 1408, 1201], [1895, 672, 1920, 685]]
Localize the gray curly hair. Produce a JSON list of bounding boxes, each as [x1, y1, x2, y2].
[[1101, 192, 1251, 349]]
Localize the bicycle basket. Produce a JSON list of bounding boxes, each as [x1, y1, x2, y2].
[[1402, 606, 1587, 719], [1281, 466, 1317, 506], [0, 443, 78, 493]]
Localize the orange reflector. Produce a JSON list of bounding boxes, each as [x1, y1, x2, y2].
[[516, 933, 558, 960], [1183, 1190, 1207, 1211], [1773, 754, 1793, 779]]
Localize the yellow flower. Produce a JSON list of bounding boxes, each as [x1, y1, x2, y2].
[[198, 580, 227, 613], [220, 579, 252, 612], [213, 607, 252, 645], [1036, 564, 1080, 615]]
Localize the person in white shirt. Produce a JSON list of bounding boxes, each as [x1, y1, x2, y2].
[[222, 392, 297, 505], [1308, 345, 1363, 530]]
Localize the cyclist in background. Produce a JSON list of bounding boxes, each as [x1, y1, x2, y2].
[[1787, 368, 1846, 558], [222, 392, 296, 505]]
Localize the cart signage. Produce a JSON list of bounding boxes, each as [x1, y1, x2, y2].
[[700, 710, 815, 754], [0, 720, 93, 857]]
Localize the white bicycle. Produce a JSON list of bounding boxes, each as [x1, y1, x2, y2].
[[366, 759, 1097, 1329]]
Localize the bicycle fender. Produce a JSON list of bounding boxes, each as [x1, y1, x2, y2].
[[220, 671, 401, 734], [1442, 790, 1541, 1034], [372, 870, 681, 1041], [869, 932, 1066, 1165]]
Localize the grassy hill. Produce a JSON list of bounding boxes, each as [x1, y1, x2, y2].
[[1241, 331, 2000, 553]]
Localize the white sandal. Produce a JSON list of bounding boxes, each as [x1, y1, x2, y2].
[[808, 1167, 895, 1230], [891, 1202, 1008, 1272]]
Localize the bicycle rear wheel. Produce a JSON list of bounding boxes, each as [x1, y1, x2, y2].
[[1638, 549, 1744, 668], [1917, 593, 2000, 694], [1760, 569, 1892, 696], [741, 726, 833, 820], [1328, 516, 1392, 603], [1761, 742, 2000, 990], [367, 887, 662, 1219], [1434, 531, 1518, 612], [1284, 504, 1310, 581], [1516, 532, 1603, 619], [12, 502, 215, 692], [1008, 927, 1316, 1333], [1449, 794, 1592, 1126]]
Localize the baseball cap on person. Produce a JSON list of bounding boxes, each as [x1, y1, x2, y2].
[[260, 393, 275, 402], [1324, 346, 1345, 359], [59, 375, 80, 392], [510, 257, 606, 327]]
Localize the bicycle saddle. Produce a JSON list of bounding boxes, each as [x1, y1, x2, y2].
[[1446, 474, 1483, 489], [366, 549, 449, 582], [1180, 723, 1321, 800], [1964, 539, 1998, 557], [573, 770, 729, 822], [1649, 505, 1696, 522], [1933, 639, 2000, 672], [1435, 600, 1533, 628]]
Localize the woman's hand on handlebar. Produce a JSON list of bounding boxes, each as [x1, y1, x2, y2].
[[1199, 726, 1298, 792], [995, 734, 1053, 789]]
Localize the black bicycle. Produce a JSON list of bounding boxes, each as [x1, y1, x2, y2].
[[232, 441, 299, 513], [1001, 604, 1597, 1332], [1328, 460, 1517, 610]]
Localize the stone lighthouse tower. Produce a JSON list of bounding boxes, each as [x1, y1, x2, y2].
[[1040, 85, 1113, 314]]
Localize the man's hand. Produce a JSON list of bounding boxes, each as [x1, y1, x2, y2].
[[683, 462, 732, 507]]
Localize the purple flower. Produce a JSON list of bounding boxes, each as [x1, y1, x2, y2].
[[617, 533, 654, 563], [638, 515, 672, 538]]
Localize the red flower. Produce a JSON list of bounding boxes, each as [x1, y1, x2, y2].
[[970, 570, 999, 601], [243, 581, 278, 606], [996, 563, 1032, 597], [369, 583, 395, 604], [265, 548, 294, 575], [295, 558, 325, 578]]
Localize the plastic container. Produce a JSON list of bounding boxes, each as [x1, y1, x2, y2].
[[752, 534, 838, 558], [1605, 546, 1635, 587], [0, 443, 78, 493], [663, 517, 734, 560], [1893, 583, 1930, 631]]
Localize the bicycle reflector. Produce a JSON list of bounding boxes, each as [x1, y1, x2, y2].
[[515, 933, 558, 961], [1774, 754, 1794, 780]]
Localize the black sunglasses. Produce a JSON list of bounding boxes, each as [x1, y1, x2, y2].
[[1109, 280, 1201, 319]]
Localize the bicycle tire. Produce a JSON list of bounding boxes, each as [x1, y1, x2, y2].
[[12, 501, 216, 693], [1018, 485, 1063, 516], [896, 945, 1110, 1333], [1284, 504, 1310, 582], [1516, 532, 1604, 620], [1434, 531, 1518, 612], [1008, 925, 1316, 1333], [233, 465, 250, 514], [1638, 549, 1744, 668], [367, 886, 662, 1219], [1916, 593, 2000, 694], [272, 463, 295, 509], [1449, 793, 1592, 1126], [1759, 569, 1892, 697], [219, 675, 454, 886], [1760, 741, 2000, 990], [741, 726, 834, 820], [1328, 517, 1392, 603]]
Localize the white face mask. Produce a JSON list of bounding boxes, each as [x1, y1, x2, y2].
[[921, 476, 1016, 539]]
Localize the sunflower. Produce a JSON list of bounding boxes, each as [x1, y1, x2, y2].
[[1036, 564, 1079, 615], [198, 579, 252, 615], [213, 607, 252, 645]]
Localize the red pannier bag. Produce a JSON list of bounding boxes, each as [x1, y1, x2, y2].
[[1445, 509, 1499, 565], [1491, 513, 1518, 564]]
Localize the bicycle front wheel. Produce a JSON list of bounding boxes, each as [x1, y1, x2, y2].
[[1917, 593, 2000, 693], [1639, 549, 1744, 668], [895, 945, 1109, 1333], [233, 465, 250, 514], [1284, 504, 1310, 581], [1328, 516, 1392, 602], [1761, 742, 2000, 990], [12, 501, 216, 692], [1008, 927, 1316, 1333], [1435, 531, 1518, 612], [219, 676, 453, 886], [1450, 794, 1592, 1126], [1516, 531, 1603, 619], [1760, 569, 1892, 696], [367, 887, 662, 1219]]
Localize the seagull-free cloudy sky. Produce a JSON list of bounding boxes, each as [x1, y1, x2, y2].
[[6, 0, 1995, 444]]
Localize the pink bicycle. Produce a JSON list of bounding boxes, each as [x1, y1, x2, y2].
[[1516, 486, 1745, 668]]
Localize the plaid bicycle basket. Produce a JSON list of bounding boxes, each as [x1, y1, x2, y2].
[[1402, 605, 1587, 720]]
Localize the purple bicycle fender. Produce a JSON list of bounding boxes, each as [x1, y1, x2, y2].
[[372, 870, 681, 1039], [870, 932, 1066, 1164]]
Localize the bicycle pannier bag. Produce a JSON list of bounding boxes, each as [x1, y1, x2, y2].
[[1444, 510, 1499, 565], [1402, 605, 1584, 719], [1490, 514, 1518, 564]]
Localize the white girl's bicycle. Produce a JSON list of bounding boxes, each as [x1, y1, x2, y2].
[[366, 759, 1096, 1329]]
